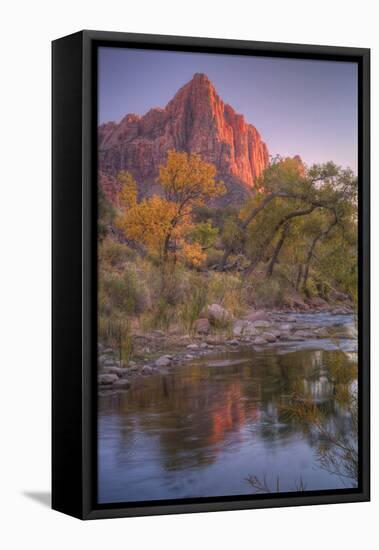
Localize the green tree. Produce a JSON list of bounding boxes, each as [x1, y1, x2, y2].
[[233, 157, 357, 301]]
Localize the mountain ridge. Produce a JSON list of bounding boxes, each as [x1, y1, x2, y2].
[[98, 73, 269, 205]]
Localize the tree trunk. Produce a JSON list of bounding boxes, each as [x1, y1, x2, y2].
[[220, 190, 335, 269], [302, 238, 319, 296], [266, 222, 290, 278], [160, 233, 173, 293], [295, 264, 303, 291], [245, 205, 316, 277], [302, 214, 338, 295]]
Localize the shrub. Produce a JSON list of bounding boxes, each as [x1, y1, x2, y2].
[[252, 277, 286, 308], [148, 299, 177, 331], [99, 263, 150, 316], [208, 272, 247, 316], [205, 248, 224, 268], [159, 267, 190, 306], [98, 315, 133, 363], [98, 237, 136, 270], [305, 276, 318, 298], [179, 276, 208, 331]]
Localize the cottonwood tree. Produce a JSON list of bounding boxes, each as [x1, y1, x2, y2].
[[116, 151, 225, 286], [225, 157, 357, 300]]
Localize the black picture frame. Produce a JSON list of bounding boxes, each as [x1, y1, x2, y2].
[[52, 30, 370, 520]]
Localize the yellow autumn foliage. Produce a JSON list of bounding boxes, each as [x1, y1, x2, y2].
[[181, 241, 206, 266], [159, 150, 225, 211], [117, 171, 138, 208], [116, 151, 225, 267]]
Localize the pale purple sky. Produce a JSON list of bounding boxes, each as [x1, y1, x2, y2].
[[98, 47, 358, 173]]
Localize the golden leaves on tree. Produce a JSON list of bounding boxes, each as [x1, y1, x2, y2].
[[116, 151, 225, 267]]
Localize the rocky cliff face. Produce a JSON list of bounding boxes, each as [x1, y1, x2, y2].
[[99, 73, 269, 205]]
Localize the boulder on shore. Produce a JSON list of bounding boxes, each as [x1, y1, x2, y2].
[[98, 373, 119, 385], [315, 327, 329, 338], [204, 303, 233, 326], [245, 310, 270, 323], [232, 320, 245, 336], [261, 332, 277, 343], [102, 358, 117, 367], [227, 339, 240, 346], [155, 355, 172, 367], [244, 323, 258, 336], [187, 343, 199, 350], [193, 318, 210, 334], [254, 336, 267, 345], [102, 366, 125, 377], [233, 320, 258, 337], [278, 323, 294, 331]]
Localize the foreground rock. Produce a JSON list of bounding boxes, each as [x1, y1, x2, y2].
[[254, 336, 267, 345], [261, 332, 277, 343], [245, 310, 271, 323], [155, 355, 172, 367], [233, 320, 257, 337], [193, 318, 210, 334], [205, 303, 234, 325], [98, 373, 119, 386], [278, 323, 294, 331], [102, 366, 125, 377]]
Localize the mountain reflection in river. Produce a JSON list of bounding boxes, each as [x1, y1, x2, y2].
[[98, 345, 357, 503]]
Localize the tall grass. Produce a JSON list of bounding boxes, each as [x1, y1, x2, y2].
[[208, 272, 248, 316], [98, 315, 133, 365], [179, 283, 208, 332]]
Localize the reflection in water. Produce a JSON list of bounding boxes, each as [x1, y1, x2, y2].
[[98, 346, 357, 504]]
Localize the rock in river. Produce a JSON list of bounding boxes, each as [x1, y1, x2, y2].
[[187, 343, 199, 350], [233, 320, 258, 337], [278, 323, 293, 331], [227, 339, 240, 346], [102, 366, 125, 377], [98, 373, 119, 385], [254, 336, 268, 345], [261, 332, 277, 343], [155, 355, 172, 367], [245, 310, 271, 323]]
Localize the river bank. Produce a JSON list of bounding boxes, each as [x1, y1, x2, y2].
[[98, 304, 356, 395]]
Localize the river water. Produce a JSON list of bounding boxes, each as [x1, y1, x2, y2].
[[98, 313, 358, 504]]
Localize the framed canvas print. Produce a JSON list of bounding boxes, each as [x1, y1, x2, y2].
[[52, 30, 370, 519]]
